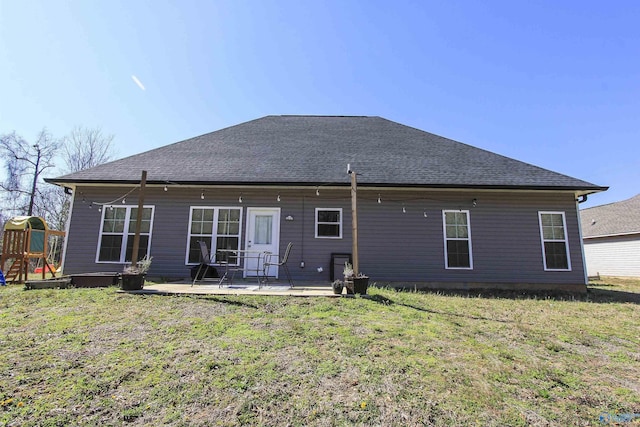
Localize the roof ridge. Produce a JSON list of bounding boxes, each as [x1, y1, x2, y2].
[[275, 114, 375, 118]]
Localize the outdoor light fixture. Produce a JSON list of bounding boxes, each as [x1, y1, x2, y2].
[[164, 185, 168, 192], [316, 187, 320, 196], [402, 206, 406, 213], [200, 191, 205, 200], [423, 211, 428, 218], [238, 194, 243, 203], [472, 198, 477, 207], [377, 194, 381, 204], [277, 194, 281, 202], [122, 198, 126, 204]]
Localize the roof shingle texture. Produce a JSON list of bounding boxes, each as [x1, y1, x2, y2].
[[50, 115, 603, 190], [580, 194, 640, 238]]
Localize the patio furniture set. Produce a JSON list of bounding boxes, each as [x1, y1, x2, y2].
[[192, 241, 293, 288]]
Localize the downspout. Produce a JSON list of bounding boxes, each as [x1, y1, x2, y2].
[[61, 185, 76, 274], [300, 196, 305, 268], [575, 194, 589, 286]]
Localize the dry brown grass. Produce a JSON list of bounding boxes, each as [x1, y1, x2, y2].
[[0, 277, 638, 426]]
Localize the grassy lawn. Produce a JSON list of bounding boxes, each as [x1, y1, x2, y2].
[[1, 279, 638, 426]]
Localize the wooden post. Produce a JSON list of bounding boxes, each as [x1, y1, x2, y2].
[[130, 170, 147, 266], [350, 169, 359, 276], [24, 229, 32, 282], [42, 228, 49, 279]]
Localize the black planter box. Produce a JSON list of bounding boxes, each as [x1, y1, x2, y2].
[[350, 277, 369, 295], [24, 278, 72, 290], [71, 272, 120, 288], [120, 274, 146, 290]]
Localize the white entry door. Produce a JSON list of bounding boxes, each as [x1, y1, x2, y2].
[[244, 208, 280, 277]]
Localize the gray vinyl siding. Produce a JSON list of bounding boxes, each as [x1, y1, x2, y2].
[[583, 235, 640, 277], [355, 191, 584, 284], [63, 186, 586, 286]]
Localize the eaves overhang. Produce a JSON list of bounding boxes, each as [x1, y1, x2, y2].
[[45, 177, 608, 195], [583, 231, 640, 240]]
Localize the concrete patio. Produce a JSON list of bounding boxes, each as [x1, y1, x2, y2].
[[122, 279, 345, 297]]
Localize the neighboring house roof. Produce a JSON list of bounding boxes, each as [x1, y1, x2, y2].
[[581, 194, 640, 238], [47, 115, 605, 193]]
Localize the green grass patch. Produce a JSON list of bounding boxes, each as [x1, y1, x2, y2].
[[0, 278, 638, 425]]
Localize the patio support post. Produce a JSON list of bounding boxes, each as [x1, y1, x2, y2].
[[349, 166, 359, 275], [130, 170, 147, 266]]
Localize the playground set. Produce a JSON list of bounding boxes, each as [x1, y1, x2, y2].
[[0, 216, 65, 284]]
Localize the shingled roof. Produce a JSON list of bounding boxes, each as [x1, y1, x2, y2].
[[47, 115, 605, 193], [580, 194, 640, 238]]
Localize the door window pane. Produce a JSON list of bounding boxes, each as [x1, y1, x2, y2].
[[254, 215, 273, 244]]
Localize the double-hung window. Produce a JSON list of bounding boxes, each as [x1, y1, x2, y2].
[[538, 212, 571, 271], [187, 207, 242, 264], [97, 206, 154, 263], [315, 208, 342, 239], [442, 210, 473, 269]]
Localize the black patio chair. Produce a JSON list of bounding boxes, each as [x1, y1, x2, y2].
[[262, 242, 293, 287], [191, 240, 217, 286]]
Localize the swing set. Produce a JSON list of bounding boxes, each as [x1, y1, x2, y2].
[[0, 216, 65, 284]]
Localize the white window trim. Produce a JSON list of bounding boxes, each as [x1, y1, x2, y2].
[[442, 210, 473, 270], [185, 206, 244, 265], [95, 205, 155, 264], [538, 211, 572, 271], [315, 207, 343, 239]]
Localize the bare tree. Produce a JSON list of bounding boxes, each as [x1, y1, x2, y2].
[[0, 129, 60, 217], [63, 126, 115, 173], [0, 210, 6, 248], [34, 184, 70, 231], [47, 126, 116, 229], [1, 126, 115, 229], [0, 127, 115, 272]]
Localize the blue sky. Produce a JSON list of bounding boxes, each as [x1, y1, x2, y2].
[[1, 0, 638, 208]]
